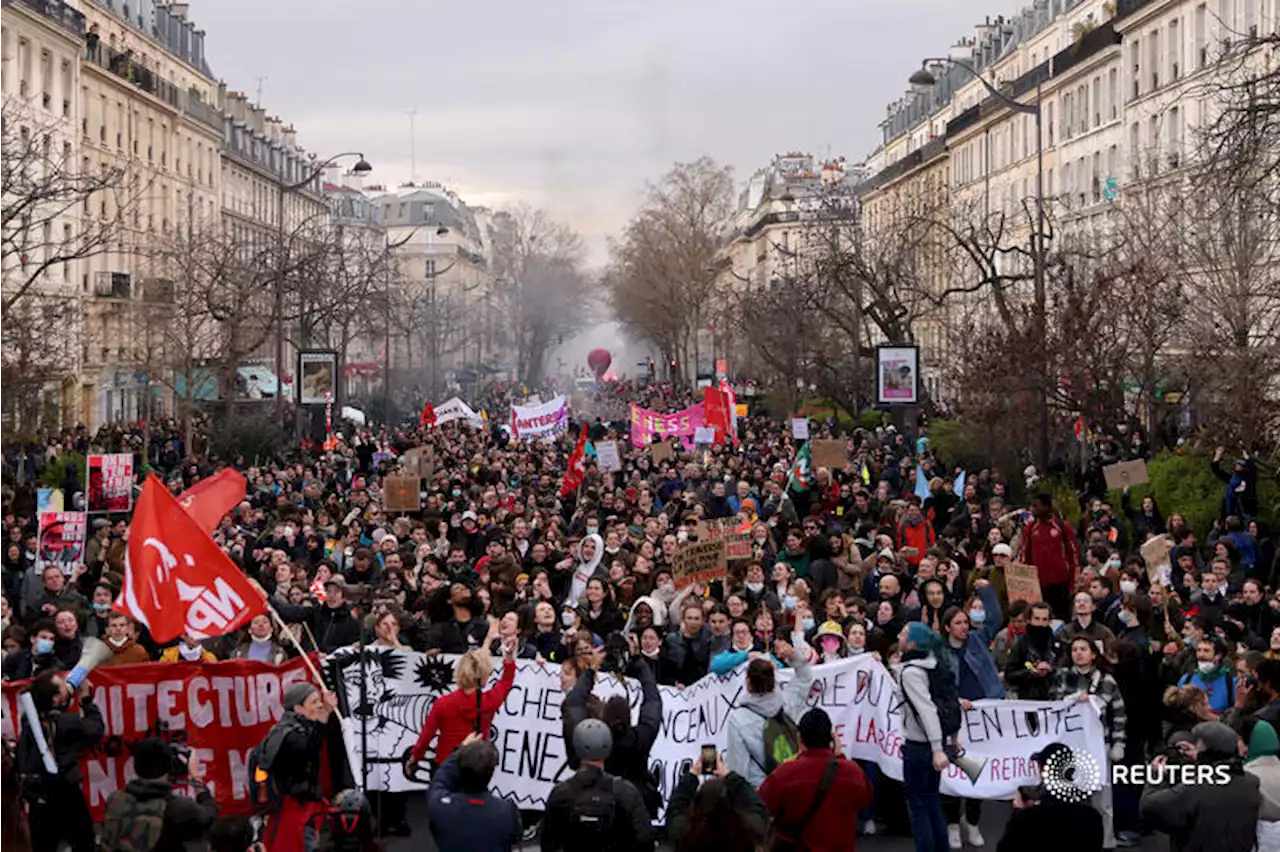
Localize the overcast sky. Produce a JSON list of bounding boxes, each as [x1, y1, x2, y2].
[[195, 0, 1009, 265]]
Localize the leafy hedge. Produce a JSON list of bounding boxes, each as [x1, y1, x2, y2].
[[40, 452, 85, 489], [1106, 449, 1280, 537]]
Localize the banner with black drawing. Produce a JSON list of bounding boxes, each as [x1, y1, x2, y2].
[[328, 649, 1106, 807]]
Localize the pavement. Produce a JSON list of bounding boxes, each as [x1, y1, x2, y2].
[[385, 795, 1172, 851]]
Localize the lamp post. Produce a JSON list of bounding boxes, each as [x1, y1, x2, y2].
[[910, 59, 1049, 468], [275, 152, 372, 426]]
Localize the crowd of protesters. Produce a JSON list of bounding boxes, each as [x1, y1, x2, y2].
[[1, 377, 1277, 852]]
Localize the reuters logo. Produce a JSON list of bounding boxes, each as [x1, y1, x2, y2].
[[1039, 747, 1102, 803]]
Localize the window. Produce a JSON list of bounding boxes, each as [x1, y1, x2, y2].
[[1092, 78, 1101, 127], [1108, 68, 1118, 119], [425, 259, 437, 278], [1150, 31, 1161, 90], [1131, 42, 1142, 99], [1047, 101, 1055, 144], [1169, 106, 1182, 167], [1091, 152, 1101, 203], [1149, 115, 1161, 173], [1243, 0, 1256, 36], [1130, 122, 1141, 177], [1169, 19, 1181, 81], [1195, 4, 1208, 67]]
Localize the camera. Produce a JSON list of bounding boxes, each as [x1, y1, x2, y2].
[[169, 742, 192, 778], [599, 632, 631, 674]]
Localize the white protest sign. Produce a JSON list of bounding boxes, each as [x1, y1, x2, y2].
[[595, 440, 622, 472], [693, 426, 716, 445], [435, 396, 484, 428], [791, 418, 809, 440], [330, 650, 1105, 808], [511, 395, 568, 440]]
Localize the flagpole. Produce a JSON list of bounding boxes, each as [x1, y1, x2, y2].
[[266, 604, 346, 723]]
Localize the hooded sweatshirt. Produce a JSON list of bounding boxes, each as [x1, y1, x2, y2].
[[725, 632, 814, 788], [623, 594, 668, 635], [566, 534, 604, 608], [1248, 721, 1280, 824]]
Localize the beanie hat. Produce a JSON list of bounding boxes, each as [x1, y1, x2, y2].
[[133, 738, 174, 780], [797, 708, 833, 749], [283, 682, 319, 711], [1249, 720, 1280, 762]]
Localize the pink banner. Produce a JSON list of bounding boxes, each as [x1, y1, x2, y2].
[[630, 403, 704, 448]]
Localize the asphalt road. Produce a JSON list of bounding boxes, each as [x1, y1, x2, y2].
[[386, 795, 1173, 851]]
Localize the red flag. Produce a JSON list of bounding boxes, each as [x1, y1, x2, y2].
[[114, 475, 267, 643], [420, 402, 437, 426], [176, 469, 247, 534], [559, 426, 589, 496]]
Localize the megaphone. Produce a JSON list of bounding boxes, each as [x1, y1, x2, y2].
[[66, 637, 113, 690], [952, 751, 989, 785]]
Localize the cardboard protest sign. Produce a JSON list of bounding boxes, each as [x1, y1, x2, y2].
[[383, 476, 421, 512], [1103, 459, 1148, 491], [595, 440, 622, 473], [1140, 534, 1176, 586], [791, 418, 809, 440], [1005, 562, 1043, 604], [401, 446, 434, 479], [670, 539, 727, 588], [698, 517, 753, 561], [811, 439, 847, 471], [650, 441, 675, 464]]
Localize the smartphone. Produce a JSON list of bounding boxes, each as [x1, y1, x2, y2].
[[700, 744, 717, 775]]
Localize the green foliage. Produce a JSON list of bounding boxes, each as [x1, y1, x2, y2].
[[40, 452, 85, 488], [1106, 449, 1280, 536]]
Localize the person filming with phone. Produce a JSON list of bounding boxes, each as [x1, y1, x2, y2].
[[664, 743, 769, 852]]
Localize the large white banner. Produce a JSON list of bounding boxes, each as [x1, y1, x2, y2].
[[330, 650, 1106, 809], [435, 397, 483, 428], [510, 396, 568, 440]]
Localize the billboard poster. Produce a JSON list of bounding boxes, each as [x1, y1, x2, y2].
[[87, 453, 134, 513], [297, 350, 338, 405], [876, 345, 920, 404]]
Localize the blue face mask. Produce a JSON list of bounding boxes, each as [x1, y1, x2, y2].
[[34, 638, 54, 655], [782, 595, 797, 611], [968, 609, 986, 625], [801, 617, 816, 632]]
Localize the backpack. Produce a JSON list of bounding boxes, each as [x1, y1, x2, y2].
[[904, 660, 962, 742], [247, 722, 293, 815], [751, 708, 802, 776], [14, 715, 58, 802], [568, 776, 617, 848], [99, 787, 167, 852]]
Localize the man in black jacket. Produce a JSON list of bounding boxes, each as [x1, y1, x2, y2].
[[260, 682, 342, 852], [427, 733, 521, 852], [997, 744, 1103, 852], [274, 576, 361, 653], [18, 670, 104, 852], [542, 720, 654, 852], [562, 654, 663, 815], [1004, 601, 1060, 700], [100, 738, 220, 852]]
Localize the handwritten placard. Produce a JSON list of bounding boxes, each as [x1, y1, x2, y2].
[[383, 475, 421, 512], [671, 539, 727, 588], [1005, 562, 1043, 604], [811, 439, 847, 471]]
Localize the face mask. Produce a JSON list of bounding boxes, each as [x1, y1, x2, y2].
[[93, 602, 111, 613], [1198, 661, 1217, 674], [1185, 635, 1197, 646], [605, 546, 620, 555], [642, 648, 660, 659], [561, 610, 576, 627], [658, 581, 675, 594], [179, 644, 204, 661], [1107, 559, 1122, 569], [676, 530, 688, 544], [251, 634, 273, 645], [452, 489, 462, 498], [1120, 579, 1138, 595], [782, 595, 797, 611], [108, 635, 128, 647], [1118, 609, 1135, 627], [801, 617, 815, 631], [968, 609, 986, 625], [1028, 624, 1052, 641], [745, 581, 764, 593], [34, 638, 54, 655], [586, 526, 599, 537]]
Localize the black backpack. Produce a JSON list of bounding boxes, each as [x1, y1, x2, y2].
[[568, 776, 617, 848], [14, 715, 58, 803], [904, 659, 962, 742], [247, 720, 297, 815]]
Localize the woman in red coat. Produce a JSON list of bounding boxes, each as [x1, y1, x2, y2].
[[409, 637, 517, 769]]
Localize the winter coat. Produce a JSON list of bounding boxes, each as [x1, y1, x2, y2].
[[1142, 762, 1260, 852], [943, 584, 1005, 700], [725, 638, 814, 788], [1050, 666, 1127, 753], [411, 657, 516, 766], [759, 751, 873, 852]]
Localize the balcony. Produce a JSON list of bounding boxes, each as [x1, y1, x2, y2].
[[93, 271, 131, 299], [84, 44, 223, 134], [140, 278, 174, 303], [1051, 22, 1122, 78], [13, 0, 85, 37]]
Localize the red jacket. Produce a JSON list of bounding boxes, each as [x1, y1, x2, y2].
[[759, 750, 873, 852], [896, 518, 935, 567], [1019, 516, 1081, 585], [412, 658, 516, 764]]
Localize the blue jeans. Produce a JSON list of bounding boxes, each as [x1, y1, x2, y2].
[[902, 741, 949, 852]]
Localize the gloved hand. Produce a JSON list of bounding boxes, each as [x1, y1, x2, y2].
[[1109, 742, 1125, 763]]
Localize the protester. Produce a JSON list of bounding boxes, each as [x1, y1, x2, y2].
[[410, 637, 517, 770], [257, 682, 341, 852], [427, 732, 522, 852], [99, 738, 220, 852], [759, 708, 873, 852], [995, 743, 1104, 852], [894, 621, 953, 852], [541, 718, 655, 852], [665, 751, 768, 852], [724, 629, 814, 789]]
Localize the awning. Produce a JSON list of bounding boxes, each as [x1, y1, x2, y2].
[[173, 369, 218, 401], [236, 365, 293, 400]]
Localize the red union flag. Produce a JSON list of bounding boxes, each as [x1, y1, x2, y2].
[[420, 402, 437, 427], [115, 474, 266, 643], [559, 425, 589, 496], [176, 468, 247, 534]]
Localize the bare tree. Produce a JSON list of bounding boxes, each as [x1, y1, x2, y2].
[[489, 204, 590, 386]]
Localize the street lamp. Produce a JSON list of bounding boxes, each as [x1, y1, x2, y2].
[[908, 58, 1050, 467], [275, 152, 371, 424]]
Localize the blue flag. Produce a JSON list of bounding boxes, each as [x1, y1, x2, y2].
[[914, 463, 932, 502], [953, 470, 967, 495]]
